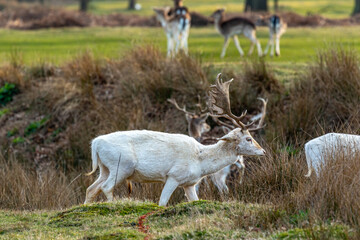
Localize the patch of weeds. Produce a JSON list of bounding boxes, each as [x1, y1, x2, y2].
[[0, 83, 19, 106], [274, 223, 353, 239], [150, 200, 230, 219], [7, 128, 18, 137], [83, 229, 145, 240], [158, 229, 242, 240], [0, 108, 9, 117], [51, 128, 62, 138], [0, 225, 28, 235], [49, 201, 162, 227], [289, 210, 309, 226], [28, 64, 54, 79], [231, 206, 288, 231], [24, 116, 49, 136], [12, 137, 25, 144]]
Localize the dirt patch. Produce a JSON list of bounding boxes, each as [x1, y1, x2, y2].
[[1, 3, 360, 30]]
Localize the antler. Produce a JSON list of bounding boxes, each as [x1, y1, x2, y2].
[[208, 73, 251, 130], [248, 98, 268, 132], [167, 98, 195, 116]]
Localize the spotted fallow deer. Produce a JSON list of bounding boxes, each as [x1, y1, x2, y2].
[[263, 15, 287, 57], [211, 8, 262, 58], [153, 4, 191, 57], [84, 73, 266, 206]]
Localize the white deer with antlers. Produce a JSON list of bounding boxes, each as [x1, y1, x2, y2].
[[84, 73, 266, 206]]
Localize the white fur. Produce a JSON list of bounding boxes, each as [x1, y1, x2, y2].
[[85, 129, 265, 206], [305, 133, 360, 177]]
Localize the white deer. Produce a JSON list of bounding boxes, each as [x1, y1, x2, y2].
[[305, 133, 360, 177], [211, 8, 262, 58], [153, 5, 191, 57], [84, 73, 266, 206], [263, 15, 287, 57]]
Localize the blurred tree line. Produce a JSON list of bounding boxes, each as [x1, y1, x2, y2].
[[10, 0, 360, 15]]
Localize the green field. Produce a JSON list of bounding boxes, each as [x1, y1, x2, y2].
[[65, 0, 354, 19], [2, 26, 360, 67]]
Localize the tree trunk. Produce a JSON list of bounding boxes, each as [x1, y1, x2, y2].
[[244, 0, 253, 12], [353, 0, 360, 15], [79, 0, 89, 12], [244, 0, 268, 12], [274, 0, 279, 11], [128, 0, 136, 10]]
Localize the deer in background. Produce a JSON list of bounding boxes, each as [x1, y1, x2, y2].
[[153, 1, 191, 57], [305, 133, 360, 178], [167, 98, 210, 142], [263, 15, 287, 57], [84, 73, 266, 206], [211, 8, 262, 58]]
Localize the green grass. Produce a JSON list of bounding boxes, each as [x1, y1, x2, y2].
[[1, 26, 360, 67], [65, 0, 354, 19], [0, 199, 354, 239]]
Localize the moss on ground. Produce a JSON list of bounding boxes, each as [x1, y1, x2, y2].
[[274, 224, 354, 239], [0, 200, 356, 239], [49, 200, 162, 227]]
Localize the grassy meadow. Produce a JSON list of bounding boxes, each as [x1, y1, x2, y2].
[[2, 25, 360, 67]]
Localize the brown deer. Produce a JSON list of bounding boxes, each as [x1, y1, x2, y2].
[[167, 98, 210, 142], [211, 8, 262, 58]]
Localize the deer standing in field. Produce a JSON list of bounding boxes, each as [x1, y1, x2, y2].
[[305, 133, 360, 178], [84, 73, 266, 206], [153, 1, 191, 57], [211, 8, 262, 58], [263, 15, 287, 57]]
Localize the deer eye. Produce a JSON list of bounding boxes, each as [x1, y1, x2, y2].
[[246, 137, 252, 142]]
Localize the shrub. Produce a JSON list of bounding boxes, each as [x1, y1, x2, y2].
[[0, 82, 19, 106]]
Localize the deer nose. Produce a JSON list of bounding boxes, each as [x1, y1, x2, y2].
[[262, 149, 266, 155]]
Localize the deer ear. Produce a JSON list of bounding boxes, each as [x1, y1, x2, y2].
[[219, 132, 235, 142]]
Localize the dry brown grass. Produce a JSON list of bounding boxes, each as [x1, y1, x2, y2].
[[1, 45, 360, 233]]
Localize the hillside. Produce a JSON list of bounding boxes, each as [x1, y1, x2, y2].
[[0, 200, 354, 239]]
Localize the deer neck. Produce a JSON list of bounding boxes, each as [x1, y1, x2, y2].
[[198, 140, 237, 176], [214, 15, 225, 35]]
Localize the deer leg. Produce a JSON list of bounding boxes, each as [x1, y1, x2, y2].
[[211, 173, 229, 195], [233, 35, 244, 57], [235, 156, 245, 184], [166, 33, 174, 57], [275, 35, 281, 56], [245, 30, 262, 56], [183, 185, 199, 202], [270, 35, 275, 57], [100, 157, 134, 202], [220, 36, 230, 58], [159, 177, 179, 206], [264, 33, 273, 55], [84, 163, 109, 204]]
